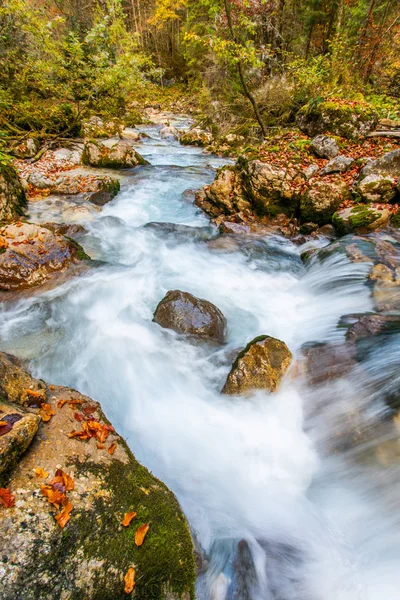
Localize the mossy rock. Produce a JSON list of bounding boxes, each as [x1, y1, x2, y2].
[[296, 100, 378, 140], [0, 162, 27, 223], [333, 204, 390, 235], [0, 354, 195, 600], [300, 176, 351, 226]]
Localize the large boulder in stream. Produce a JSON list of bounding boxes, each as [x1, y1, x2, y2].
[[82, 139, 148, 169], [0, 163, 27, 223], [0, 352, 195, 600], [222, 335, 292, 395], [0, 222, 90, 294], [153, 290, 227, 343], [333, 204, 390, 234], [180, 129, 213, 146], [28, 171, 120, 205]]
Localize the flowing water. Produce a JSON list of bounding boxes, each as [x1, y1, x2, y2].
[[2, 117, 400, 599]]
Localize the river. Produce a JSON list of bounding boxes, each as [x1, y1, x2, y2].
[[1, 117, 400, 599]]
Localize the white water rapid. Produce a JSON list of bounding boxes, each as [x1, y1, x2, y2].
[[1, 116, 400, 599]]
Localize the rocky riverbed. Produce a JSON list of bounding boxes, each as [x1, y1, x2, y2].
[[1, 110, 400, 600]]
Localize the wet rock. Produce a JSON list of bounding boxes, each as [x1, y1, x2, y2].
[[345, 313, 400, 343], [144, 222, 217, 242], [231, 539, 258, 600], [0, 222, 89, 293], [356, 173, 397, 203], [180, 128, 213, 146], [300, 176, 351, 225], [222, 335, 292, 395], [82, 116, 123, 138], [0, 400, 40, 479], [370, 263, 400, 311], [120, 127, 141, 141], [333, 204, 390, 234], [360, 148, 400, 179], [42, 222, 87, 240], [11, 138, 39, 159], [27, 171, 120, 204], [296, 100, 378, 139], [51, 147, 83, 166], [0, 352, 47, 406], [153, 290, 227, 343], [201, 167, 249, 216], [160, 125, 179, 140], [310, 135, 339, 159], [300, 342, 356, 386], [0, 163, 27, 222], [320, 155, 354, 175], [82, 139, 148, 168], [0, 353, 195, 600]]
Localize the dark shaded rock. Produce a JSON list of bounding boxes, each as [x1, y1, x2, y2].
[[0, 353, 195, 600], [310, 135, 339, 159], [0, 222, 89, 293], [153, 290, 227, 343], [300, 342, 356, 386], [222, 335, 292, 394], [0, 163, 27, 222]]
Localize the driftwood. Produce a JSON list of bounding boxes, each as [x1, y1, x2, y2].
[[366, 130, 400, 139]]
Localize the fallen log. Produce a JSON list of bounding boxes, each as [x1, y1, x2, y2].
[[366, 130, 400, 139]]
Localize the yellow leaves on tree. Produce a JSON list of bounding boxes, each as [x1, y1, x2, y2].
[[124, 567, 136, 594], [135, 523, 150, 546], [121, 511, 137, 527]]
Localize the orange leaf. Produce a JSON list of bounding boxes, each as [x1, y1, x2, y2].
[[135, 523, 150, 546], [57, 399, 67, 408], [41, 485, 66, 509], [124, 567, 136, 594], [96, 443, 105, 449], [52, 469, 74, 491], [39, 403, 55, 422], [0, 487, 15, 508], [55, 500, 73, 528], [35, 467, 49, 479], [121, 512, 137, 527], [68, 399, 83, 407], [25, 389, 45, 398], [0, 421, 6, 426], [108, 442, 117, 455]]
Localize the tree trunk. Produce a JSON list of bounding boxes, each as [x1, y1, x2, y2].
[[223, 0, 267, 137]]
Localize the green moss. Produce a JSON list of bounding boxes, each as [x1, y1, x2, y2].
[[68, 453, 195, 600], [64, 236, 91, 261], [348, 207, 379, 229], [332, 211, 346, 235], [391, 211, 400, 228]]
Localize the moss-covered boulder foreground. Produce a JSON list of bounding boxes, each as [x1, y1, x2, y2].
[[0, 352, 195, 600], [296, 100, 378, 140]]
